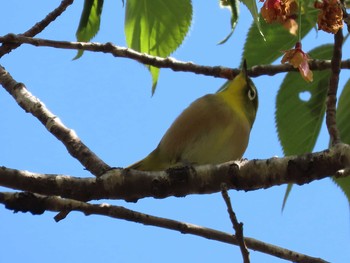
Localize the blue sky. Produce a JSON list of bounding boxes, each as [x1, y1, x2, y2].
[[1, 1, 350, 262]]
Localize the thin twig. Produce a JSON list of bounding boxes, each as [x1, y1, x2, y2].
[[0, 0, 74, 58], [0, 65, 110, 176], [0, 191, 329, 263], [326, 29, 343, 146], [221, 184, 250, 263], [1, 34, 350, 79]]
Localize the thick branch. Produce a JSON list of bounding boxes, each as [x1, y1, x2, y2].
[[0, 0, 74, 58], [1, 34, 350, 79], [0, 65, 110, 176], [0, 192, 328, 263], [1, 144, 349, 202], [326, 29, 343, 145]]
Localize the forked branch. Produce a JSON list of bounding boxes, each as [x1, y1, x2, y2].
[[0, 65, 110, 176], [0, 0, 74, 58], [0, 144, 349, 202]]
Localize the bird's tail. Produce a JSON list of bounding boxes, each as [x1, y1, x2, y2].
[[126, 159, 145, 170], [126, 147, 174, 171], [126, 149, 163, 171]]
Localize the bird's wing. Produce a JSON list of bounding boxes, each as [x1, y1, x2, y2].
[[158, 94, 250, 165]]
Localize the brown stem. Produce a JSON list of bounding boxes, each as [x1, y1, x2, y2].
[[326, 29, 343, 146]]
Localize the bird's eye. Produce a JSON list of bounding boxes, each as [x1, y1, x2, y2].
[[248, 88, 256, 100]]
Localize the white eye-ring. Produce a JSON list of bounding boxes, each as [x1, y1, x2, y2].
[[248, 88, 256, 100]]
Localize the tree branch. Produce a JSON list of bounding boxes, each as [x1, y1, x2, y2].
[[0, 65, 110, 176], [221, 185, 250, 263], [0, 191, 328, 263], [0, 0, 74, 58], [326, 29, 343, 146], [0, 34, 350, 79], [1, 144, 349, 202]]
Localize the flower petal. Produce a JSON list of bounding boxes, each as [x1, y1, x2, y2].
[[299, 59, 313, 82]]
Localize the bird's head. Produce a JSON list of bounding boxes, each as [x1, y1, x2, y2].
[[219, 60, 258, 127]]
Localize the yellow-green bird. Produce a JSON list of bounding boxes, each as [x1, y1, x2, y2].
[[128, 63, 258, 171]]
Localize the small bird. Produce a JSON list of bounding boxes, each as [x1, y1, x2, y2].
[[127, 62, 258, 171]]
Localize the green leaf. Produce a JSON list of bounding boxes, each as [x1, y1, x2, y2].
[[241, 0, 264, 41], [278, 70, 328, 153], [125, 0, 192, 94], [276, 44, 333, 208], [217, 0, 240, 45], [281, 184, 293, 211], [74, 0, 104, 59], [242, 12, 317, 67], [332, 79, 350, 204]]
